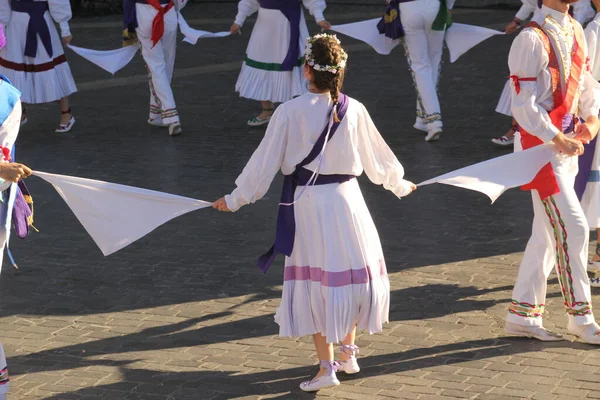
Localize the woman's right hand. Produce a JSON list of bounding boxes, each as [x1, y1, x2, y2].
[[505, 20, 520, 34], [230, 23, 241, 35]]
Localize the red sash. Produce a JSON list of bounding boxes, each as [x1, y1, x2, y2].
[[519, 19, 586, 200], [146, 0, 173, 47]]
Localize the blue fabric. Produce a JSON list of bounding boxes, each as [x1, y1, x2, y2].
[[588, 171, 600, 182], [0, 75, 21, 127]]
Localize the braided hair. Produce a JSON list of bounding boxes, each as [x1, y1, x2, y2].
[[306, 36, 347, 122]]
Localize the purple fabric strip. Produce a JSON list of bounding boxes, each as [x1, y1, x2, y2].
[[11, 0, 52, 58], [377, 0, 404, 39], [257, 94, 351, 274], [123, 0, 169, 37], [258, 0, 302, 71], [283, 261, 386, 287], [576, 135, 597, 201]]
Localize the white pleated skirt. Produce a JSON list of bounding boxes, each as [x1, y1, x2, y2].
[[581, 138, 600, 229], [0, 10, 77, 104], [495, 79, 512, 117], [274, 179, 390, 344], [235, 7, 308, 103]]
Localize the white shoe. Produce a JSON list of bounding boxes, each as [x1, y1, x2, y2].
[[299, 361, 341, 392], [168, 123, 182, 136], [505, 321, 564, 341], [55, 116, 75, 133], [491, 135, 515, 146], [590, 277, 600, 288], [148, 118, 168, 127], [247, 115, 271, 127], [589, 261, 600, 274], [425, 130, 441, 142], [413, 121, 428, 132], [568, 322, 600, 345], [337, 345, 360, 374]]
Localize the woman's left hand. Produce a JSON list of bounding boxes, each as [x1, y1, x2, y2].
[[318, 20, 331, 31], [213, 197, 231, 212]]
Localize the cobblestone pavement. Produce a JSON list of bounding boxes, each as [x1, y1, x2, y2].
[[3, 4, 600, 400]]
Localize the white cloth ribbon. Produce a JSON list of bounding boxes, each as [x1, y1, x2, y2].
[[418, 144, 558, 203], [445, 23, 505, 63], [330, 20, 504, 62], [67, 44, 139, 75], [178, 13, 231, 45], [33, 171, 212, 256]]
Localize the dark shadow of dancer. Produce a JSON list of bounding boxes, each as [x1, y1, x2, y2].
[[37, 338, 596, 400]]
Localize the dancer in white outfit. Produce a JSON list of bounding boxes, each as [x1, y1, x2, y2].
[[230, 0, 330, 127], [505, 0, 600, 344], [400, 0, 454, 142], [214, 34, 416, 391], [0, 29, 34, 398], [123, 0, 187, 136], [0, 0, 76, 133], [581, 0, 600, 284]]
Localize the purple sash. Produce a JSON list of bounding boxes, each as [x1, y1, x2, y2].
[[11, 0, 52, 58], [258, 0, 302, 71], [377, 0, 404, 39], [257, 93, 352, 273]]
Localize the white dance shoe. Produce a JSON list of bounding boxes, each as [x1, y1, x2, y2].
[[299, 360, 341, 392], [168, 123, 182, 136], [590, 277, 600, 288], [148, 118, 168, 127], [337, 345, 360, 374], [505, 322, 564, 341], [425, 130, 442, 142], [55, 116, 75, 133], [413, 121, 428, 133], [568, 321, 600, 345]]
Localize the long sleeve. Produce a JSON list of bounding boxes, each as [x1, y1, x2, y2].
[[447, 0, 455, 10], [356, 104, 413, 199], [48, 0, 72, 37], [0, 0, 10, 27], [173, 0, 188, 12], [585, 17, 600, 81], [234, 0, 260, 27], [225, 107, 289, 212], [578, 26, 600, 120], [515, 0, 536, 21], [508, 30, 560, 143], [302, 0, 326, 22], [0, 99, 21, 193]]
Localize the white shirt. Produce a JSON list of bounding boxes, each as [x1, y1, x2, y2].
[[0, 0, 73, 37], [586, 13, 600, 81], [234, 0, 326, 27], [225, 93, 414, 212], [508, 6, 600, 143], [573, 0, 595, 25], [515, 0, 538, 21]]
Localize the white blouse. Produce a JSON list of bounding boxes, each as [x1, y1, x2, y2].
[[234, 0, 326, 27], [224, 93, 414, 212], [515, 0, 537, 21], [585, 13, 600, 81], [508, 6, 600, 143], [0, 0, 72, 37]]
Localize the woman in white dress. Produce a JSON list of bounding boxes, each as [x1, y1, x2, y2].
[[0, 0, 77, 133], [213, 34, 416, 392], [230, 0, 330, 127]]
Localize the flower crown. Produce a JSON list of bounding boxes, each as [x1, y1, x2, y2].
[[304, 33, 348, 74]]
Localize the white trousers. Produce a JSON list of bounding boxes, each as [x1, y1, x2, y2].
[[135, 4, 179, 125], [508, 137, 594, 327], [400, 0, 444, 132], [0, 342, 8, 396]]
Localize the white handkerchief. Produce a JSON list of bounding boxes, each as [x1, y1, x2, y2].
[[331, 18, 400, 55], [418, 144, 558, 203], [178, 13, 231, 45], [34, 171, 212, 256], [68, 44, 138, 75], [445, 23, 504, 63]]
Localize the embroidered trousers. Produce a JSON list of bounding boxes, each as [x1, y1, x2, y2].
[[399, 0, 444, 133], [135, 3, 180, 125], [508, 135, 595, 327]]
